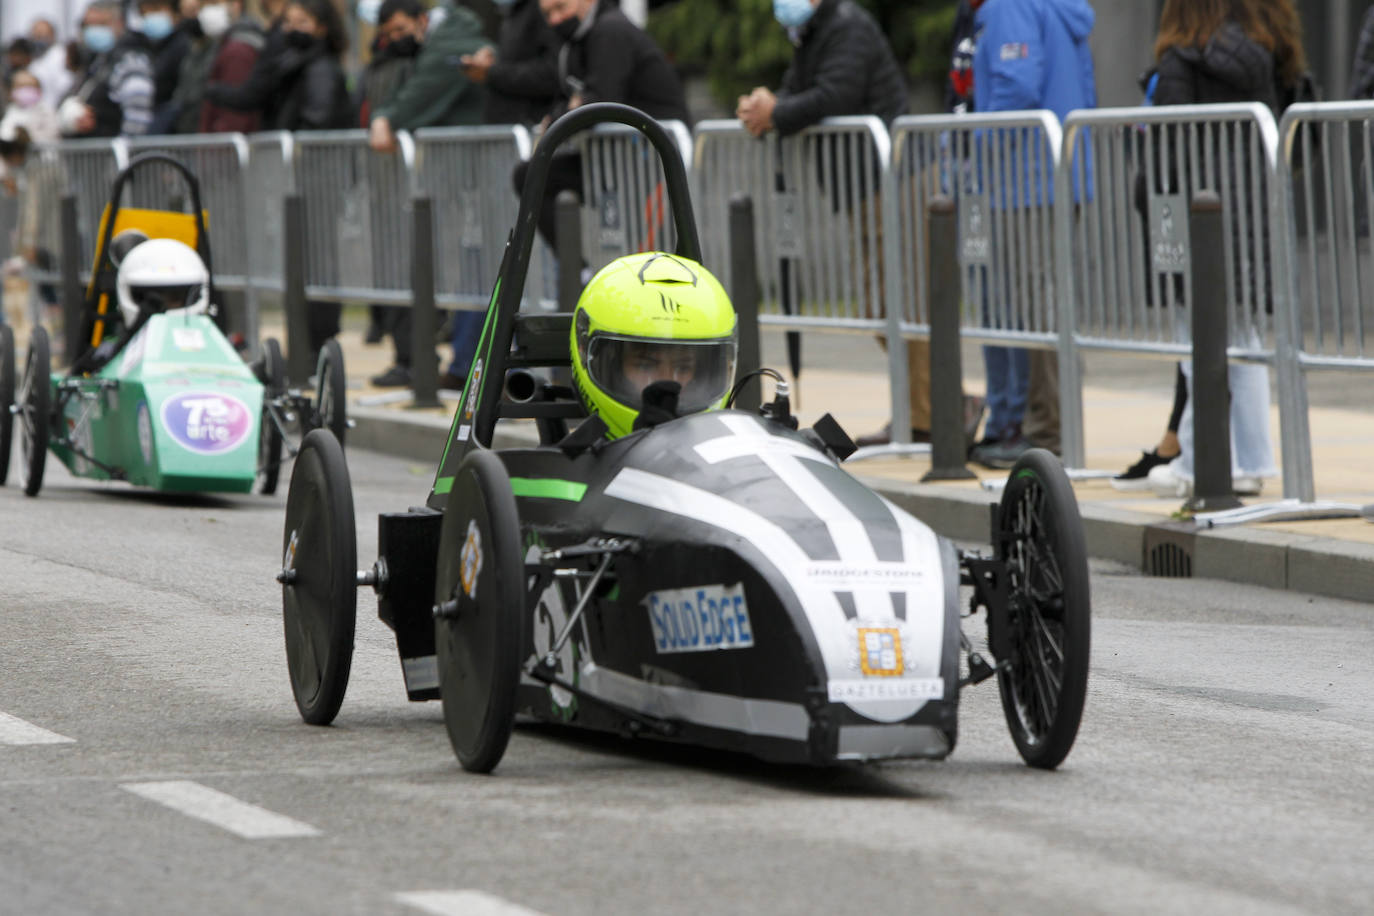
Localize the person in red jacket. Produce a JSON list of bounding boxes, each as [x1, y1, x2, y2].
[[197, 0, 266, 133]]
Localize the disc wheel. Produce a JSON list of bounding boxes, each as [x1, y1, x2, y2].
[[314, 338, 347, 448], [281, 429, 357, 725], [434, 448, 524, 774], [257, 338, 285, 495], [18, 325, 50, 498], [993, 448, 1090, 770], [0, 323, 14, 485]]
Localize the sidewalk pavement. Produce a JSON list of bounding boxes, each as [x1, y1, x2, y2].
[[314, 319, 1374, 607]]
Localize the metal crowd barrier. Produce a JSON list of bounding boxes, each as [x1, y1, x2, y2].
[[8, 108, 1367, 510], [288, 130, 414, 305], [412, 124, 531, 309], [1056, 104, 1281, 473], [889, 110, 1063, 349], [577, 119, 693, 277], [694, 117, 892, 333], [1275, 101, 1374, 502], [26, 137, 128, 285], [244, 131, 293, 298]]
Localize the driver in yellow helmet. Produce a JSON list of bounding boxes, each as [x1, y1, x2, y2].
[[571, 251, 738, 439]]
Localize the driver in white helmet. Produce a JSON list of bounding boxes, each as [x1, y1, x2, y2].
[[114, 237, 210, 330]]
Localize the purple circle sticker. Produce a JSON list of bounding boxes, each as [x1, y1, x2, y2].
[[160, 391, 252, 454]]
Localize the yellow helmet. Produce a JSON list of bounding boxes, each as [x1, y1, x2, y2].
[[570, 252, 738, 439]]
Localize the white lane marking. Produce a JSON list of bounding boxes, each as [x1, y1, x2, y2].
[[397, 890, 549, 916], [121, 780, 321, 839], [0, 711, 76, 745]]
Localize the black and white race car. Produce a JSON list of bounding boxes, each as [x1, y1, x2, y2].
[[276, 103, 1090, 774]]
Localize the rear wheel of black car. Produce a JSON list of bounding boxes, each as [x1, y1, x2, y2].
[[281, 429, 357, 725], [434, 448, 523, 774], [257, 338, 285, 495], [315, 338, 347, 448], [19, 324, 50, 498], [0, 323, 14, 485], [994, 448, 1090, 770]]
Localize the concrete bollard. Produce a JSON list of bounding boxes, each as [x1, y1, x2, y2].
[[1188, 191, 1241, 511], [282, 193, 311, 386], [922, 196, 975, 481], [409, 195, 440, 409], [555, 190, 582, 312], [728, 194, 762, 413]]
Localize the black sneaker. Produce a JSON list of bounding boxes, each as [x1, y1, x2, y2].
[[370, 365, 412, 388], [1110, 449, 1173, 491]]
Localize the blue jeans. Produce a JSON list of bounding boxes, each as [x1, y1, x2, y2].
[[981, 344, 1029, 441], [448, 310, 484, 378]]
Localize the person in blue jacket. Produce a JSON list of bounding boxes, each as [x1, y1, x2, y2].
[[967, 0, 1096, 469]]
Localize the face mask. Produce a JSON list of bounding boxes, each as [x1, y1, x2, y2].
[[357, 0, 382, 26], [552, 17, 579, 42], [141, 11, 175, 41], [388, 35, 420, 57], [83, 24, 117, 54], [284, 29, 317, 50], [198, 4, 232, 38], [773, 0, 816, 29], [11, 86, 41, 108], [28, 39, 52, 55]]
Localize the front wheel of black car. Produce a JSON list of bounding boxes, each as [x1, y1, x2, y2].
[[281, 429, 357, 725], [994, 448, 1090, 770], [434, 448, 524, 775]]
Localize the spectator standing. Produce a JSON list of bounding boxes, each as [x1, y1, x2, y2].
[[1137, 0, 1302, 499], [4, 39, 36, 90], [275, 0, 355, 361], [0, 71, 62, 144], [60, 0, 156, 138], [737, 0, 947, 449], [366, 0, 488, 391], [459, 0, 561, 127], [510, 0, 689, 254], [965, 0, 1096, 469], [355, 11, 419, 351], [26, 20, 76, 109], [201, 0, 289, 128], [194, 0, 266, 133], [137, 0, 197, 132]]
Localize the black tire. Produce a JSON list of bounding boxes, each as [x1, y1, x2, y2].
[[993, 448, 1090, 770], [18, 325, 50, 498], [0, 323, 14, 486], [257, 339, 284, 496], [281, 429, 357, 725], [315, 338, 347, 448], [434, 448, 524, 774]]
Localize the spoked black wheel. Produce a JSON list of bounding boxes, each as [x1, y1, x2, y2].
[[993, 448, 1090, 769], [434, 448, 524, 774], [257, 338, 284, 495], [18, 325, 50, 498], [281, 429, 357, 725], [314, 338, 347, 448], [0, 323, 14, 485]]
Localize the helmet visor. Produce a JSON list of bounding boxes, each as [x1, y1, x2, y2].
[[587, 334, 737, 414], [131, 283, 202, 314]]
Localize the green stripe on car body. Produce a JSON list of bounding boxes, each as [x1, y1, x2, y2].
[[510, 478, 587, 502]]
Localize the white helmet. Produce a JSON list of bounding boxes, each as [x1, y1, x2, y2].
[[115, 238, 210, 329]]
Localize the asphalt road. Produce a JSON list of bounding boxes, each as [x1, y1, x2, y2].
[[2, 445, 1372, 916]]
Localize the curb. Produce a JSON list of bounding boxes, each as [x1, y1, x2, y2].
[[349, 410, 1374, 604]]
